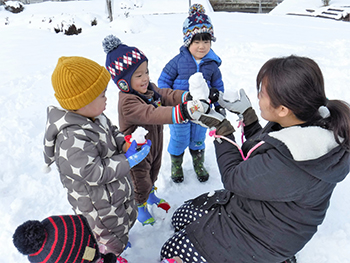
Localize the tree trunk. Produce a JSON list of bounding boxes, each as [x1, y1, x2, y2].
[[106, 0, 113, 22], [258, 0, 262, 13]]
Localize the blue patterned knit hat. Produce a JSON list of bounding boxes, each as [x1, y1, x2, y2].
[[102, 35, 148, 94], [183, 4, 216, 47]]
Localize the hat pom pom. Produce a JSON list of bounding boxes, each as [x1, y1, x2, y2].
[[189, 3, 205, 16], [13, 220, 47, 255], [102, 35, 122, 54]]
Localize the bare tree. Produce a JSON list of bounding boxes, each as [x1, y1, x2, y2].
[[322, 0, 330, 6], [106, 0, 113, 22]]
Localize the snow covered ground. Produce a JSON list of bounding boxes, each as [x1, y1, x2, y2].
[[1, 0, 350, 262]]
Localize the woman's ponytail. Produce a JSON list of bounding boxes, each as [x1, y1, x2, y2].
[[326, 99, 350, 151]]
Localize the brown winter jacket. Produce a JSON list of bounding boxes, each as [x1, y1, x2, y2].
[[43, 106, 137, 255], [118, 83, 185, 203]]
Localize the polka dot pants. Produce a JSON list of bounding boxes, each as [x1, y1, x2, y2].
[[160, 202, 208, 262]]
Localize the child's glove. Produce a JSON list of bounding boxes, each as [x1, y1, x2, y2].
[[214, 105, 226, 116], [173, 100, 210, 124], [209, 88, 220, 103], [218, 89, 252, 117], [125, 140, 151, 168]]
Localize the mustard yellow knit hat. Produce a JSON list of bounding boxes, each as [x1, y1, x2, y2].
[[51, 56, 111, 110]]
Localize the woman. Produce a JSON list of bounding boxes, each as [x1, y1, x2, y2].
[[160, 55, 350, 263]]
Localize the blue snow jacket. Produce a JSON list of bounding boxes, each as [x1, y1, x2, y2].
[[158, 46, 224, 94], [158, 46, 224, 154]]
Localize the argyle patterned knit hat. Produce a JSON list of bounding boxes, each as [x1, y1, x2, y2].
[[183, 4, 216, 47], [102, 35, 148, 94], [51, 56, 110, 110], [13, 215, 100, 263]]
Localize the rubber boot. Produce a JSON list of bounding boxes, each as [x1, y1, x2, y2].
[[170, 153, 184, 183], [137, 202, 155, 226], [147, 186, 171, 212], [190, 149, 209, 182]]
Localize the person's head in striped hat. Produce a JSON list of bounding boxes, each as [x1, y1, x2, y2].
[[12, 215, 116, 263]]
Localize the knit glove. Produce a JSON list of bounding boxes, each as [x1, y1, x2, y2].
[[218, 89, 252, 116], [173, 100, 210, 124], [214, 105, 226, 116], [192, 108, 235, 136], [209, 88, 220, 103], [125, 140, 151, 168]]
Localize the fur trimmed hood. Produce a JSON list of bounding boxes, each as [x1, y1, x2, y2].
[[266, 125, 349, 184]]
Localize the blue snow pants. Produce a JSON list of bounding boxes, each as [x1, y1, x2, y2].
[[167, 121, 206, 156]]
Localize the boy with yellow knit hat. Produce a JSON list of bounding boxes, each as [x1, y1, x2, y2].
[[43, 56, 152, 262]]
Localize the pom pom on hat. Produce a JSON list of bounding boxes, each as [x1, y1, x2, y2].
[[183, 3, 216, 47], [51, 56, 110, 110], [13, 215, 101, 263], [102, 35, 122, 54], [189, 3, 205, 16], [103, 35, 148, 94], [13, 220, 47, 255]]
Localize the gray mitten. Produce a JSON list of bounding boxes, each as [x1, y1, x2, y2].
[[192, 109, 235, 136], [218, 89, 252, 116], [191, 108, 225, 128]]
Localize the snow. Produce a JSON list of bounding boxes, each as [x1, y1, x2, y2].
[[1, 0, 350, 262]]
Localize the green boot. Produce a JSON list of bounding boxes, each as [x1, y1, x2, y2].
[[170, 153, 184, 183], [190, 149, 209, 182]]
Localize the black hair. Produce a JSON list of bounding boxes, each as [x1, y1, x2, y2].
[[256, 55, 350, 151], [190, 33, 212, 44]]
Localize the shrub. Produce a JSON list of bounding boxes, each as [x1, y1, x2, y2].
[[91, 18, 97, 26], [5, 1, 24, 13], [64, 24, 82, 35]]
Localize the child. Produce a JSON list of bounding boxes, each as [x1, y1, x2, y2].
[[160, 55, 350, 262], [158, 3, 225, 183], [43, 56, 151, 259], [13, 214, 117, 263], [102, 35, 207, 226], [13, 214, 182, 263]]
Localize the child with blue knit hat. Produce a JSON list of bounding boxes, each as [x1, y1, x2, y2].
[[158, 3, 225, 183], [103, 35, 209, 226]]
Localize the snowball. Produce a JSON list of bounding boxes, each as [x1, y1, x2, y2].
[[131, 127, 148, 144], [188, 72, 209, 101]]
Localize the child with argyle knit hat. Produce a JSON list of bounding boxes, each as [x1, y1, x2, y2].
[[43, 56, 152, 261], [158, 3, 225, 183], [102, 35, 209, 226]]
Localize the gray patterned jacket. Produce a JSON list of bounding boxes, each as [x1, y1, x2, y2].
[[43, 106, 137, 255]]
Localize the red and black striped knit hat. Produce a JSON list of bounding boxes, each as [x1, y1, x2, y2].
[[13, 215, 100, 263]]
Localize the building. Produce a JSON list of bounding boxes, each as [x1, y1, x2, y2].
[[209, 0, 284, 13]]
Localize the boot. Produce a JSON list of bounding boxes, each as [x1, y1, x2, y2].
[[190, 149, 209, 182], [170, 153, 184, 183], [137, 202, 155, 226], [281, 256, 297, 263], [147, 186, 171, 212]]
